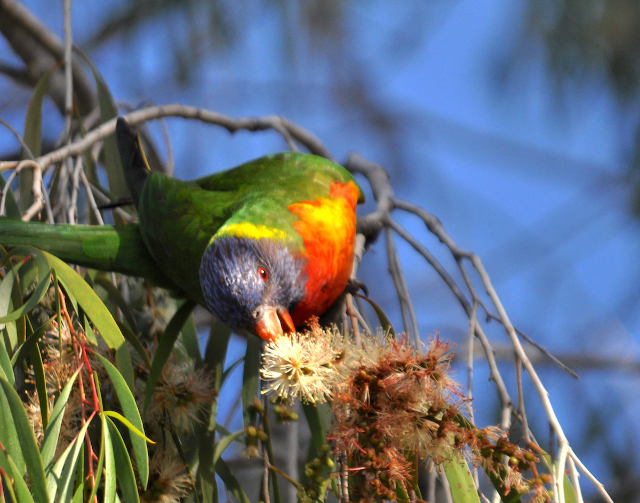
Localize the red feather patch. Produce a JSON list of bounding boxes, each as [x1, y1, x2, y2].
[[288, 181, 359, 325]]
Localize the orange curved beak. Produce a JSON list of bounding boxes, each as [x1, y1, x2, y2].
[[254, 308, 296, 342]]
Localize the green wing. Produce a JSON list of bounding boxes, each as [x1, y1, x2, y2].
[[195, 152, 364, 246], [136, 174, 236, 304], [195, 152, 364, 203]]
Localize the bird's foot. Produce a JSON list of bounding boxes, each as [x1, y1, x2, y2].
[[345, 278, 369, 297]]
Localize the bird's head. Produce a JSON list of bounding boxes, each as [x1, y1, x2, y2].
[[199, 236, 306, 342]]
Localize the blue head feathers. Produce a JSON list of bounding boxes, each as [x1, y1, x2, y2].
[[199, 237, 306, 334]]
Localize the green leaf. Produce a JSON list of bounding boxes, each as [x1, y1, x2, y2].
[[0, 375, 49, 503], [94, 275, 139, 334], [488, 468, 522, 503], [103, 410, 154, 444], [93, 352, 149, 488], [180, 313, 202, 366], [302, 402, 332, 487], [213, 430, 245, 465], [198, 320, 232, 503], [23, 67, 53, 158], [106, 416, 140, 503], [83, 314, 98, 345], [71, 480, 85, 503], [204, 317, 232, 392], [102, 414, 117, 503], [443, 453, 480, 503], [0, 446, 36, 503], [74, 421, 85, 492], [87, 63, 130, 200], [0, 469, 19, 503], [302, 402, 332, 455], [242, 336, 262, 431], [0, 261, 20, 333], [30, 341, 49, 431], [354, 293, 395, 337], [395, 480, 411, 503], [116, 319, 151, 369], [41, 369, 80, 475], [0, 373, 25, 477], [540, 452, 578, 503], [10, 316, 53, 367], [20, 68, 53, 214], [51, 417, 92, 503], [44, 251, 135, 390], [0, 168, 21, 219], [215, 458, 251, 503], [0, 272, 50, 326], [561, 476, 578, 503], [3, 321, 18, 354], [143, 299, 196, 416], [0, 250, 51, 326], [86, 418, 106, 503], [0, 331, 13, 385]]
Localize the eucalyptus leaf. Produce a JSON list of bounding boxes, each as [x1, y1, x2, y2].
[[143, 299, 196, 417], [42, 369, 80, 476], [215, 458, 251, 503], [87, 62, 129, 200], [213, 430, 245, 465], [94, 275, 138, 334], [0, 375, 49, 503], [102, 414, 117, 503], [443, 453, 480, 503], [106, 416, 140, 503], [20, 68, 53, 214], [0, 446, 36, 503], [241, 336, 261, 431], [44, 251, 134, 390], [94, 352, 149, 488]]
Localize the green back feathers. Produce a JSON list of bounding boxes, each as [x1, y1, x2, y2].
[[133, 151, 363, 304]]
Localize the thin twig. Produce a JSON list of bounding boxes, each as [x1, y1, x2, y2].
[[79, 169, 105, 225], [515, 359, 530, 443], [466, 301, 479, 488], [36, 105, 335, 171], [353, 295, 373, 334], [385, 226, 411, 334], [389, 217, 470, 311], [484, 312, 578, 378], [262, 440, 271, 503], [41, 179, 54, 224], [345, 294, 361, 342], [68, 156, 83, 224], [87, 184, 135, 224], [567, 456, 584, 503], [0, 117, 35, 160]]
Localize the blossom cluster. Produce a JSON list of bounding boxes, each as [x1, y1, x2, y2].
[[260, 321, 548, 502]]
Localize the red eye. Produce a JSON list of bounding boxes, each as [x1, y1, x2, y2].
[[258, 267, 269, 281]]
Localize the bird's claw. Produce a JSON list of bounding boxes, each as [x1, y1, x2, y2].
[[346, 278, 369, 297]]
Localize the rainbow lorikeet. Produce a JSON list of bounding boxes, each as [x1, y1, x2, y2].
[[0, 118, 364, 342]]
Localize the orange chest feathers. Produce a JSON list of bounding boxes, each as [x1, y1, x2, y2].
[[288, 181, 359, 325]]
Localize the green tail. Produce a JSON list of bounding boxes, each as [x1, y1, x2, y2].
[[0, 220, 176, 289], [116, 117, 149, 208]]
